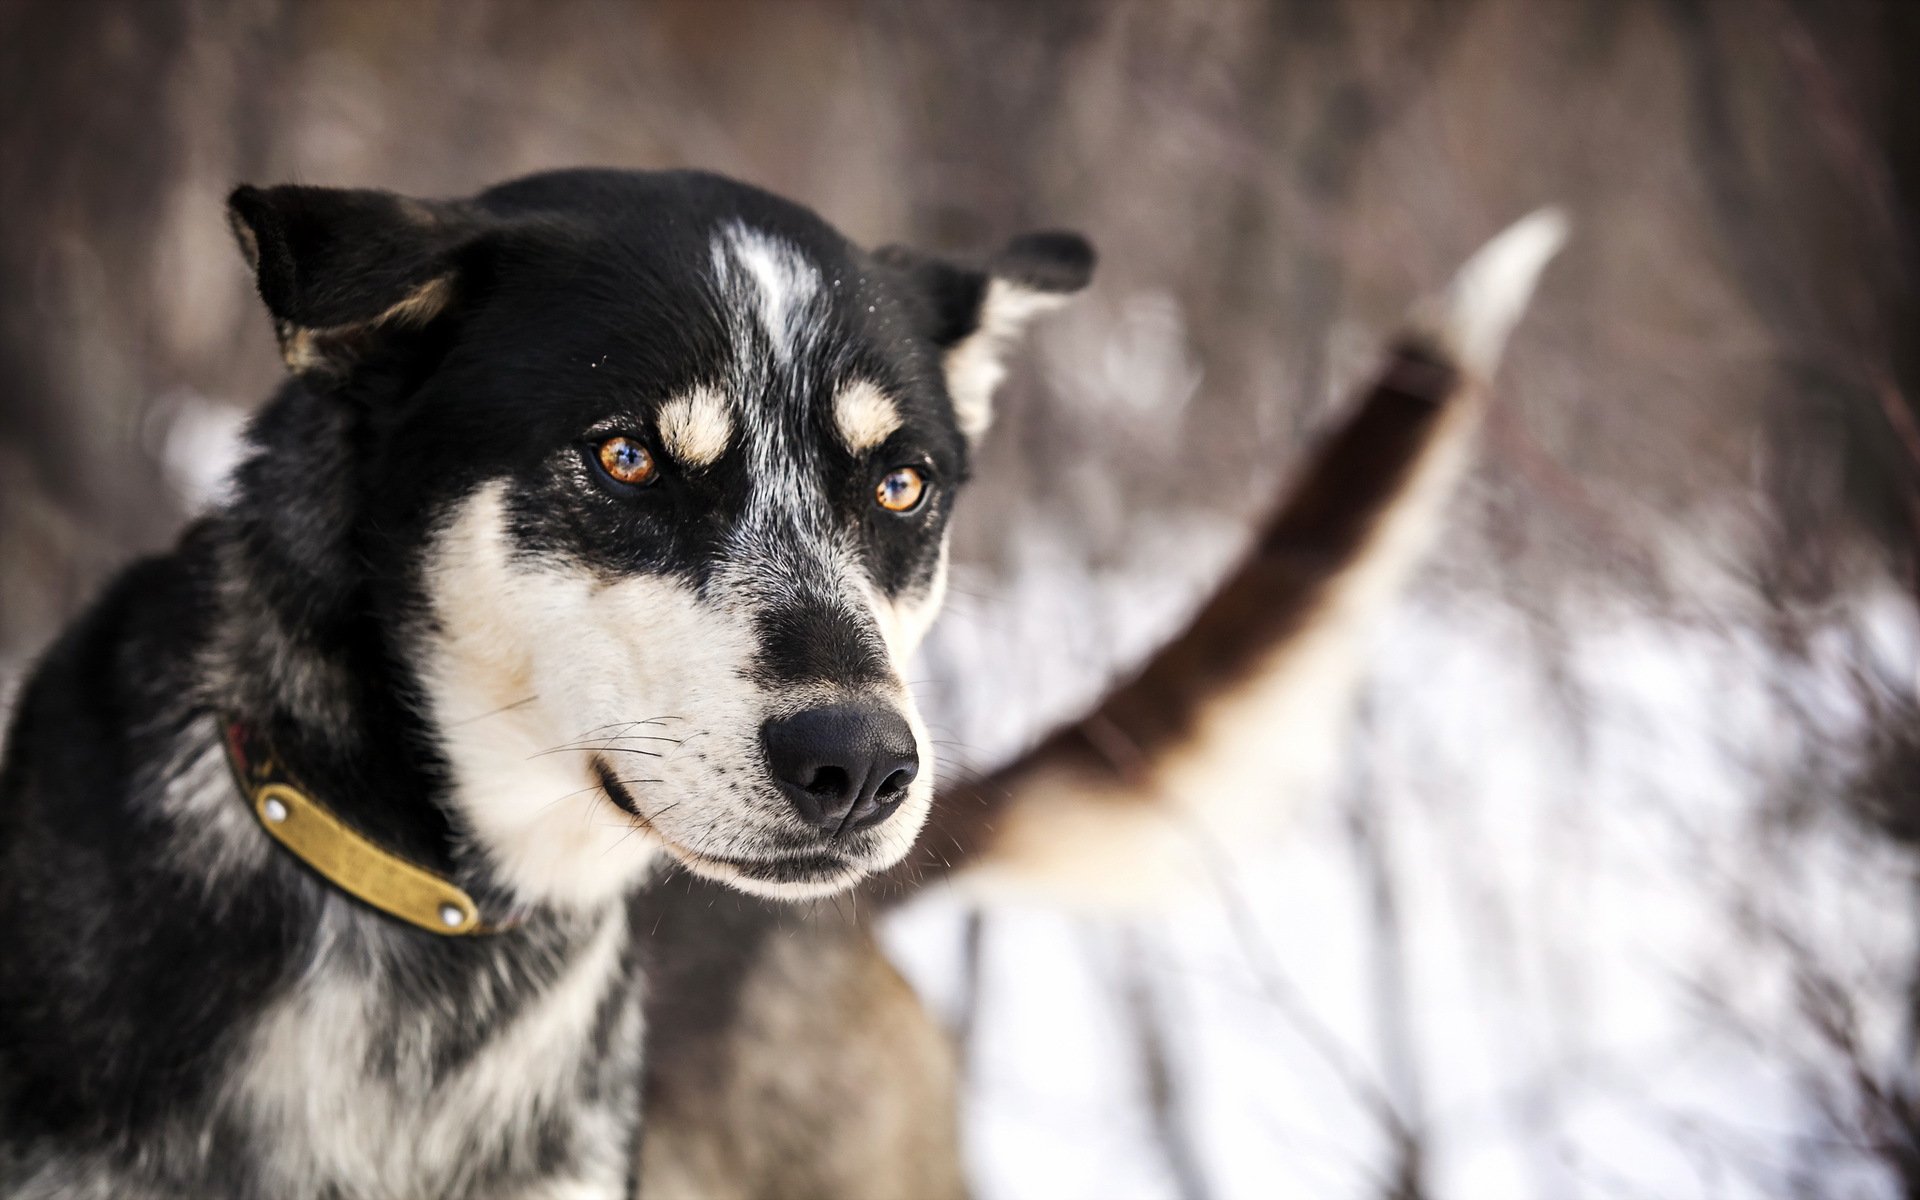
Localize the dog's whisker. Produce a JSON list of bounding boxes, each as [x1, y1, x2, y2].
[[534, 775, 664, 814], [600, 776, 665, 792], [528, 745, 663, 761], [560, 716, 680, 743], [445, 695, 540, 727], [564, 731, 686, 747]]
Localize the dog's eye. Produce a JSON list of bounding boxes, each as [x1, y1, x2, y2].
[[875, 467, 926, 513], [595, 437, 657, 487]]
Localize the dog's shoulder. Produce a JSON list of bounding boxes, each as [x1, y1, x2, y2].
[[0, 528, 298, 1151]]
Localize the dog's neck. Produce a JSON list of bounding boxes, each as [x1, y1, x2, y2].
[[194, 386, 502, 912], [205, 536, 481, 893]]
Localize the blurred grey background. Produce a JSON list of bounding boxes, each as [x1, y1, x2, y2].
[[4, 2, 1918, 1196]]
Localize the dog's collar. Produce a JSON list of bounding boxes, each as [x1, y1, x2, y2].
[[222, 720, 513, 936]]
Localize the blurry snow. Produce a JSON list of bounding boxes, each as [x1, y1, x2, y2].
[[887, 570, 1920, 1200], [148, 389, 247, 510]]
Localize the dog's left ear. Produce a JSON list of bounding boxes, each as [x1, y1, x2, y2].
[[227, 183, 480, 376], [879, 231, 1095, 441]]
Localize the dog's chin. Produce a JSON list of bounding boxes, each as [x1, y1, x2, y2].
[[665, 844, 879, 901], [592, 764, 917, 900]]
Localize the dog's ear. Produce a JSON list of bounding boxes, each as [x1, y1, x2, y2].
[[878, 231, 1094, 441], [227, 183, 479, 376]]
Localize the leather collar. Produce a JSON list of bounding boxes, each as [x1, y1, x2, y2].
[[222, 720, 513, 936]]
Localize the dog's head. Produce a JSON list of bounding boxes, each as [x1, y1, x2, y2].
[[225, 170, 1090, 909]]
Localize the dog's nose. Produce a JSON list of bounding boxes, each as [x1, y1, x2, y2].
[[761, 704, 919, 835]]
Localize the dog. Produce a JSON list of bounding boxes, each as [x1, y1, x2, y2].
[[0, 168, 1092, 1198], [634, 210, 1569, 1198]]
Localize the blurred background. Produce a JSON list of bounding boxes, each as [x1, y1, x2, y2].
[[4, 1, 1918, 1196]]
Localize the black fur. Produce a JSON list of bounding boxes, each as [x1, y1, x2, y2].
[[0, 168, 1092, 1197]]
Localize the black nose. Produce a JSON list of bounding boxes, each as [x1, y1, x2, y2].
[[761, 704, 919, 835]]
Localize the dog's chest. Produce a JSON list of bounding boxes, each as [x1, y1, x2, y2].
[[229, 905, 639, 1199]]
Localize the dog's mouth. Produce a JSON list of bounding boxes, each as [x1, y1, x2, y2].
[[591, 757, 866, 896], [668, 847, 864, 894]]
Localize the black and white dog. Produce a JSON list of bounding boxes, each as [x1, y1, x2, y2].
[[0, 169, 1091, 1198]]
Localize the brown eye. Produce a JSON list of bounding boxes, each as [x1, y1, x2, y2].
[[875, 466, 926, 513], [596, 437, 656, 486]]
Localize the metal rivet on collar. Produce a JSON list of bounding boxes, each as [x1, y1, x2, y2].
[[438, 903, 466, 929], [262, 796, 289, 823]]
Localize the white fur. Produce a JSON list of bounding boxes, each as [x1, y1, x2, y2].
[[1417, 206, 1569, 378], [713, 222, 822, 365], [229, 904, 634, 1199], [942, 280, 1068, 440], [708, 221, 846, 601], [832, 380, 905, 454], [148, 718, 271, 898], [421, 486, 744, 909], [656, 386, 733, 468], [864, 539, 950, 672]]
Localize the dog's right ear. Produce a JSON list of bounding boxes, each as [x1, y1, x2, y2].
[[227, 184, 478, 376]]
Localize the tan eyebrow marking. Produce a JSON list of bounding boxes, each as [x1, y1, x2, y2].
[[832, 380, 904, 454], [656, 386, 733, 468]]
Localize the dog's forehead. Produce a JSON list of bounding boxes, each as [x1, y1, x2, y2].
[[694, 221, 940, 446], [699, 219, 866, 390], [409, 169, 968, 505], [471, 233, 943, 468], [481, 170, 897, 371]]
